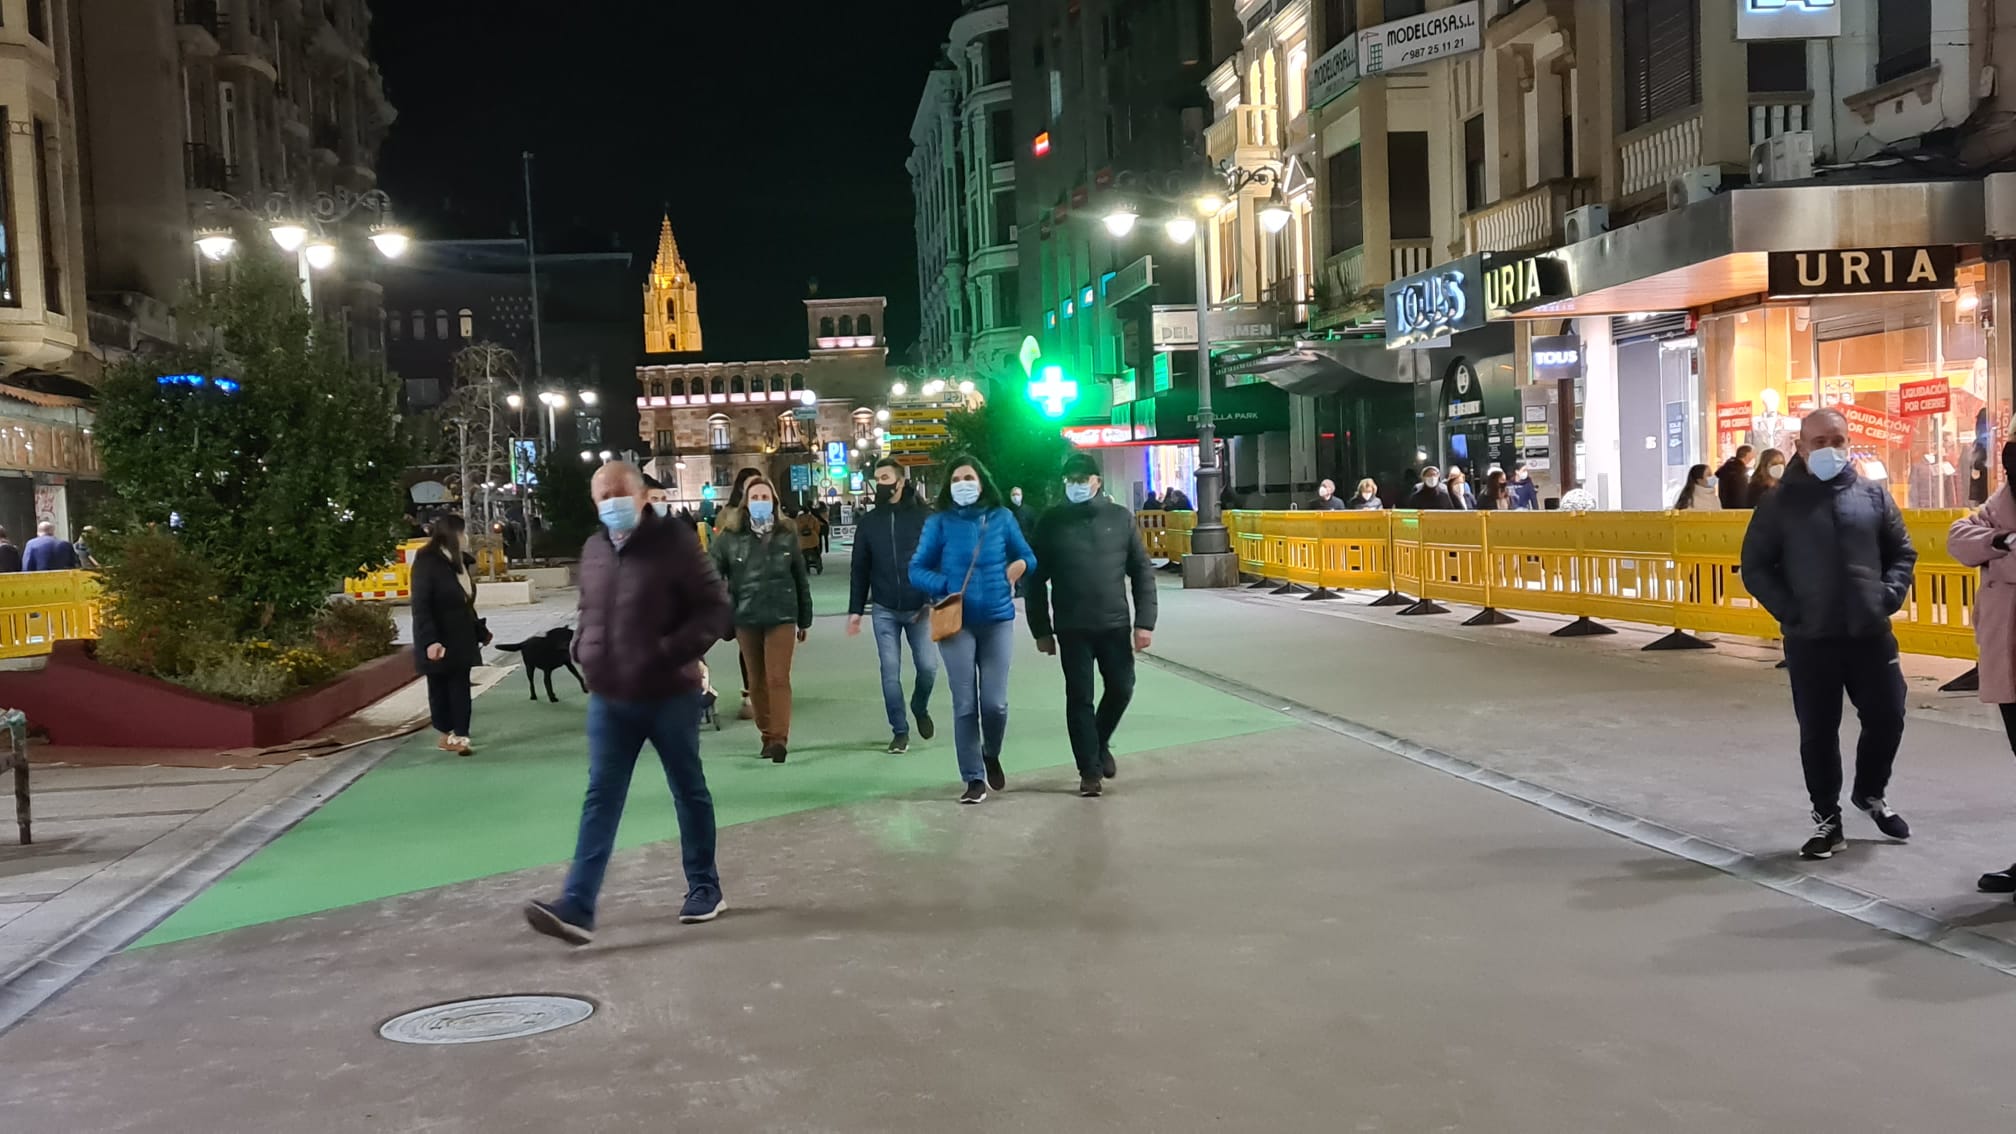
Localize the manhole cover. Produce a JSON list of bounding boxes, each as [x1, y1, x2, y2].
[[378, 995, 595, 1045]]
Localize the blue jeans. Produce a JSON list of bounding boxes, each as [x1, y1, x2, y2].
[[937, 618, 1015, 783], [562, 692, 717, 926], [872, 606, 939, 736]]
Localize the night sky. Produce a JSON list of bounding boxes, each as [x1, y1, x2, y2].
[[371, 0, 967, 361]]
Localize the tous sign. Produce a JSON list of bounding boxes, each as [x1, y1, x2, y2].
[[1390, 269, 1472, 346]]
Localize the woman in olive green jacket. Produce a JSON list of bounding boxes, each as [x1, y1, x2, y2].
[[709, 476, 814, 762]]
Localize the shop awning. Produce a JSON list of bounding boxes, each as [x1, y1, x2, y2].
[[1517, 180, 1986, 318], [1226, 338, 1407, 397]]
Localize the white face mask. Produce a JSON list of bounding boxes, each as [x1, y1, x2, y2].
[[1063, 481, 1094, 504], [1806, 446, 1851, 482], [949, 481, 982, 507]]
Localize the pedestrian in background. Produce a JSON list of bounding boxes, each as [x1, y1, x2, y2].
[[910, 454, 1036, 804], [848, 457, 938, 754], [1308, 479, 1349, 510], [74, 526, 100, 569], [0, 526, 22, 573], [410, 514, 487, 756], [1478, 470, 1512, 511], [1509, 461, 1541, 509], [526, 461, 732, 945], [718, 466, 766, 718], [1746, 448, 1787, 509], [1446, 467, 1476, 510], [1407, 467, 1452, 510], [1161, 484, 1193, 511], [1716, 445, 1755, 510], [22, 522, 77, 571], [1353, 478, 1384, 510], [1029, 452, 1156, 798], [1947, 441, 2016, 894], [1741, 408, 1916, 860], [711, 476, 813, 764], [1674, 464, 1720, 510]]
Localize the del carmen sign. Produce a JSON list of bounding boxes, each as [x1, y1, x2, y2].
[[1767, 246, 1958, 297], [1737, 0, 1841, 42]]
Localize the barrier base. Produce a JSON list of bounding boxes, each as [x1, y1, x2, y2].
[[1551, 617, 1617, 638], [1942, 666, 1980, 693], [1398, 599, 1450, 617], [1246, 578, 1276, 590], [1462, 607, 1518, 627], [1642, 631, 1714, 652], [1271, 582, 1312, 596], [1368, 591, 1414, 608], [1301, 587, 1342, 602]]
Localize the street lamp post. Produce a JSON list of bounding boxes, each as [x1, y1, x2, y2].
[[194, 187, 409, 306], [1101, 165, 1288, 588]]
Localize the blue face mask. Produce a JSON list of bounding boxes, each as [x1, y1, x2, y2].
[[598, 496, 640, 534], [1806, 446, 1850, 482], [1064, 481, 1094, 504], [950, 481, 982, 507], [747, 500, 776, 526]]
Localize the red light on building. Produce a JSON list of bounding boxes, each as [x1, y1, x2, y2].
[[1032, 132, 1052, 158]]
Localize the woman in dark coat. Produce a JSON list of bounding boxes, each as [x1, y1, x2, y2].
[[1745, 448, 1787, 508], [411, 515, 486, 755]]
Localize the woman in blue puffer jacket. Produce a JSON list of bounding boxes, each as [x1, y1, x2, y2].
[[910, 454, 1037, 804]]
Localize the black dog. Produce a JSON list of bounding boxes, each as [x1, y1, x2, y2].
[[496, 627, 587, 703]]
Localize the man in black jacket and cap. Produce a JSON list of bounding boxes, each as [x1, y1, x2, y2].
[[1741, 408, 1917, 861], [847, 457, 939, 753], [1028, 451, 1158, 798], [1716, 445, 1755, 509]]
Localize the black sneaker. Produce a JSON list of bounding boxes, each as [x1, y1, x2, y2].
[[916, 710, 935, 740], [1800, 812, 1847, 860], [524, 899, 593, 946], [959, 780, 988, 804], [983, 756, 1006, 791], [762, 743, 787, 764], [1979, 865, 2016, 893], [1079, 777, 1102, 798], [1854, 797, 1911, 841], [1100, 748, 1117, 780], [887, 734, 909, 754], [679, 885, 727, 923]]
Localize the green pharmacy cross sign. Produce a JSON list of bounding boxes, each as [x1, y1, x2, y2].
[[1028, 364, 1078, 418]]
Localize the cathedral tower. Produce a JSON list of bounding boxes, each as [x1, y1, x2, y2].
[[643, 214, 703, 354]]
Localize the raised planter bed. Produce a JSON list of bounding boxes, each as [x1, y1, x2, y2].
[[0, 641, 416, 749]]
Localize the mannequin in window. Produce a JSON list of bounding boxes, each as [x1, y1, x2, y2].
[[1748, 387, 1800, 456]]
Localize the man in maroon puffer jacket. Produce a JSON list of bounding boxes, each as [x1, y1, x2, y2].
[[526, 461, 732, 946]]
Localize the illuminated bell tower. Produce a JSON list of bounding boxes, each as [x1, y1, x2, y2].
[[643, 213, 703, 354]]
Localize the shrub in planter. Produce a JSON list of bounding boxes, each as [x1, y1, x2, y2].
[[93, 530, 238, 679], [312, 599, 399, 670]]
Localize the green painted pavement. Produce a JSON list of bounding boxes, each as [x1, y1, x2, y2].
[[136, 566, 1287, 947]]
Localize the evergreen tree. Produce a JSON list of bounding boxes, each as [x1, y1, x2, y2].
[[532, 446, 599, 553], [93, 253, 415, 632]]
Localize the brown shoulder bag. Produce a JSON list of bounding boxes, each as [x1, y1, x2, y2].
[[929, 516, 988, 642]]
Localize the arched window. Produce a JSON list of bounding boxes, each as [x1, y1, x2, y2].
[[731, 375, 746, 395], [650, 380, 664, 398], [710, 375, 725, 397], [387, 310, 401, 341], [857, 314, 873, 337], [838, 315, 854, 336], [458, 308, 474, 338], [819, 316, 835, 338], [790, 373, 806, 391], [852, 408, 875, 434], [411, 310, 426, 340], [435, 310, 450, 340], [708, 414, 731, 451], [778, 411, 802, 448], [666, 298, 676, 322], [770, 374, 785, 395]]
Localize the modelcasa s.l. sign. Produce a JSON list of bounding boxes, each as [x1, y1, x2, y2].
[[1767, 246, 1958, 297]]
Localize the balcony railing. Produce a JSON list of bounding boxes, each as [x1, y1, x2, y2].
[[1205, 104, 1280, 163], [1391, 239, 1433, 280], [1619, 108, 1703, 199], [1462, 177, 1598, 254], [175, 0, 219, 33], [184, 142, 235, 191], [1750, 95, 1811, 146]]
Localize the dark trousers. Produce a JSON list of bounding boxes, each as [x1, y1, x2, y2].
[[1058, 628, 1136, 779], [1783, 635, 1907, 816], [425, 668, 472, 736], [562, 691, 716, 925], [1999, 704, 2016, 757]]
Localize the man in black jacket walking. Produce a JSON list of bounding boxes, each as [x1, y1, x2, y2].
[[847, 458, 938, 753], [1740, 409, 1917, 860], [1028, 452, 1158, 798]]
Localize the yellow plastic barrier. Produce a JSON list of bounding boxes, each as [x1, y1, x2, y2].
[[345, 539, 425, 601], [0, 570, 101, 659], [1389, 511, 1426, 599], [1896, 509, 1975, 660], [1227, 510, 1264, 576], [1670, 511, 1780, 640], [1137, 510, 1172, 558], [1164, 510, 1195, 561], [1416, 511, 1493, 609], [1312, 510, 1396, 592]]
